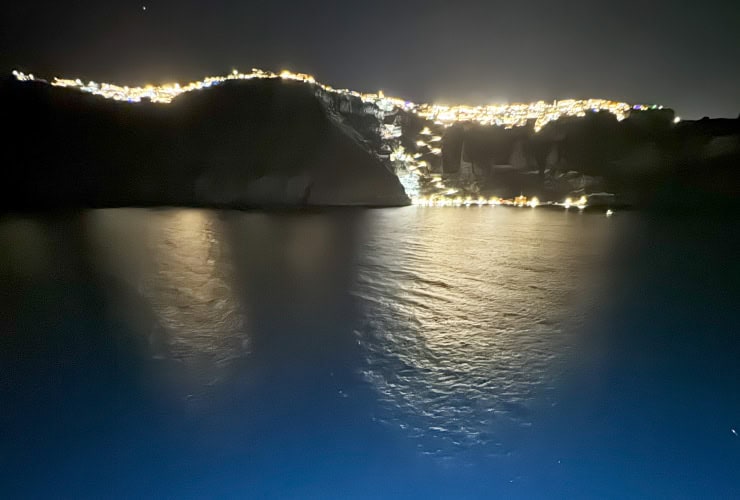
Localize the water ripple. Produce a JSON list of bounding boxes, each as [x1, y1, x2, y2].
[[353, 207, 612, 459]]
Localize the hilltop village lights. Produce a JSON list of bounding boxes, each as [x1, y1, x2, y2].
[[11, 68, 649, 132]]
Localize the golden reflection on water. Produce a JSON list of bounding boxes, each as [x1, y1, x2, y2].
[[87, 209, 248, 385], [142, 210, 247, 364], [354, 207, 613, 456]]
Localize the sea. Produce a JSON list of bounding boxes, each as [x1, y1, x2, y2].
[[1, 206, 738, 498]]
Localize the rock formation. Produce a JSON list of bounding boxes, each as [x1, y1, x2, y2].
[[0, 78, 410, 209]]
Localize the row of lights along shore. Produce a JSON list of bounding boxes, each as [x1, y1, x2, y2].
[[412, 195, 589, 209]]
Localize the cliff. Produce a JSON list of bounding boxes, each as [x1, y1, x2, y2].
[[0, 78, 410, 209], [3, 72, 738, 211], [416, 111, 740, 208]]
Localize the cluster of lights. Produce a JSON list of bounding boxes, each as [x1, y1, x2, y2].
[[11, 68, 646, 130], [416, 99, 636, 132], [560, 196, 588, 209], [412, 195, 541, 207], [389, 144, 427, 196], [414, 196, 499, 207], [11, 70, 35, 81], [412, 194, 592, 209], [12, 68, 417, 109]]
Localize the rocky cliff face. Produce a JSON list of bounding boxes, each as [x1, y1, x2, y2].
[[0, 78, 410, 209]]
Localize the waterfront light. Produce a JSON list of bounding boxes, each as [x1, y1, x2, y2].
[[411, 194, 569, 208]]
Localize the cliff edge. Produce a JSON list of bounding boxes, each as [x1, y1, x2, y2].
[[0, 78, 410, 209]]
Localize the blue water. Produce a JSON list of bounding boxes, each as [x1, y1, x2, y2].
[[1, 207, 738, 498]]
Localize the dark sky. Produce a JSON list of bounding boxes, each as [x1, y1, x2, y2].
[[2, 0, 738, 118]]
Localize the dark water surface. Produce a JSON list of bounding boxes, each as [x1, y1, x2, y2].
[[1, 207, 738, 498]]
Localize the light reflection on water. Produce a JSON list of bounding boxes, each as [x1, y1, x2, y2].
[[4, 207, 737, 497], [352, 207, 613, 457], [87, 209, 249, 392], [77, 206, 613, 444], [1, 207, 613, 443]]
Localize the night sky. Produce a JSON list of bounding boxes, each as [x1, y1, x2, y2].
[[2, 0, 738, 118]]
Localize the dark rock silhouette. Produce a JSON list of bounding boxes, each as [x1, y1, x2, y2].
[[0, 78, 410, 209]]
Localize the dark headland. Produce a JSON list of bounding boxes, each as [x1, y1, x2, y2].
[[1, 76, 738, 210], [0, 77, 410, 209]]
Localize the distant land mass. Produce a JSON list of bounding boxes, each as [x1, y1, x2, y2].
[[2, 70, 738, 210]]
